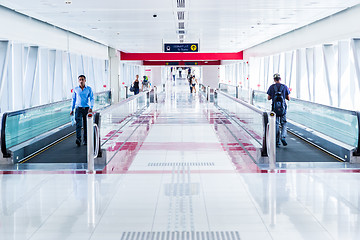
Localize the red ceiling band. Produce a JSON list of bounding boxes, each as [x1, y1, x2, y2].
[[120, 51, 243, 61], [143, 60, 221, 66]]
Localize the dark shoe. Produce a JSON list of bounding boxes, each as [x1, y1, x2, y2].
[[281, 138, 288, 146], [276, 142, 281, 147], [83, 140, 87, 145], [76, 139, 81, 146]]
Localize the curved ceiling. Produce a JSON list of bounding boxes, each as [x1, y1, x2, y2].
[[0, 0, 359, 53]]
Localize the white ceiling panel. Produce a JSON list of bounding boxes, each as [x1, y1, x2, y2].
[[0, 0, 359, 52]]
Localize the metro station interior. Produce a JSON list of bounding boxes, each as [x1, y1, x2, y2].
[[1, 1, 360, 239]]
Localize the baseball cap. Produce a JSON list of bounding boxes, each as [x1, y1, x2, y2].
[[273, 73, 281, 79]]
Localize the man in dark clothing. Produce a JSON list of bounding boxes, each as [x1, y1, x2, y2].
[[267, 73, 291, 146]]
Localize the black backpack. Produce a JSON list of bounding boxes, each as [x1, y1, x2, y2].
[[273, 84, 286, 116]]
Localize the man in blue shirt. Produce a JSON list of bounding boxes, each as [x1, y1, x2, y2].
[[267, 73, 291, 146], [70, 75, 94, 146]]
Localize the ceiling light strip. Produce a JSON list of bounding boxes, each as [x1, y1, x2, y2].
[[177, 11, 185, 20], [177, 0, 185, 8]]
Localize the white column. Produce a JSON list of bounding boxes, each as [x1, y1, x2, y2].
[[23, 46, 39, 108], [338, 41, 350, 108], [109, 48, 120, 103], [202, 65, 220, 89], [323, 44, 337, 106], [150, 67, 162, 87], [0, 41, 9, 112], [305, 48, 314, 101], [273, 54, 280, 74], [284, 51, 294, 87], [351, 39, 360, 104]]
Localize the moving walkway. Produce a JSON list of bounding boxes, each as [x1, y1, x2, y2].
[[207, 83, 360, 165]]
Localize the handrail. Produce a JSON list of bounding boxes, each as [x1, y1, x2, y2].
[[253, 89, 358, 114], [1, 91, 111, 157], [94, 112, 101, 158], [217, 89, 263, 114], [94, 123, 100, 157], [4, 91, 111, 117], [199, 83, 207, 93], [1, 113, 9, 157], [100, 91, 148, 115], [356, 112, 360, 156], [219, 83, 237, 88]]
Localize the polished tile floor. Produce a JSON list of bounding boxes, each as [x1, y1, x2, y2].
[[0, 79, 360, 240]]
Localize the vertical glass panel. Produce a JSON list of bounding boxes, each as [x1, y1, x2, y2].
[[93, 91, 111, 110], [252, 90, 271, 111], [219, 83, 237, 97], [238, 87, 250, 103]]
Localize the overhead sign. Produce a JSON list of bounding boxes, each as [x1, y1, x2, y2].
[[164, 62, 198, 65], [164, 43, 199, 52]]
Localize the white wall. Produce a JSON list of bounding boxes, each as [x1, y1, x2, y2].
[[243, 4, 360, 110], [147, 67, 162, 87], [0, 7, 110, 112], [0, 6, 108, 59], [109, 48, 120, 103], [244, 4, 360, 59], [202, 66, 220, 89]]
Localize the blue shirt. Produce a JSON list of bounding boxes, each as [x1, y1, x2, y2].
[[267, 83, 290, 105], [71, 85, 94, 111]]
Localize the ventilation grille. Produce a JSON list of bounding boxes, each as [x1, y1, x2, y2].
[[179, 35, 184, 39], [177, 11, 185, 20], [148, 162, 215, 166], [120, 231, 241, 240], [178, 22, 185, 29], [177, 0, 185, 8], [177, 30, 186, 34]]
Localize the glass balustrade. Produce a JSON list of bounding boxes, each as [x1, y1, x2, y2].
[[199, 84, 207, 94], [252, 90, 359, 147], [252, 90, 271, 111], [238, 87, 250, 102], [217, 91, 265, 144], [99, 92, 148, 162], [2, 91, 111, 152], [219, 83, 237, 98], [100, 92, 147, 144]]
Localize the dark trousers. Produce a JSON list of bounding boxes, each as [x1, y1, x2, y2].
[[75, 107, 89, 141], [134, 88, 140, 95]]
